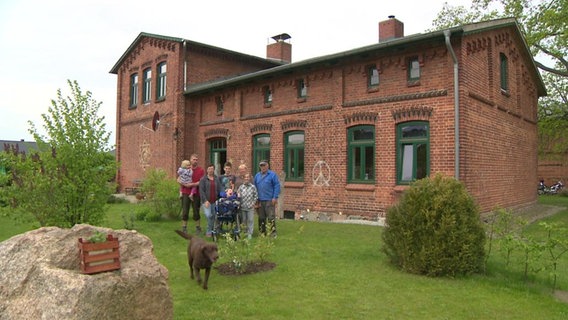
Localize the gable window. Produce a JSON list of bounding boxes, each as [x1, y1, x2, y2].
[[347, 125, 375, 183], [156, 62, 167, 100], [253, 134, 271, 169], [408, 57, 420, 81], [263, 86, 273, 105], [284, 131, 304, 181], [215, 96, 224, 115], [500, 53, 508, 91], [296, 79, 307, 99], [396, 121, 429, 184], [368, 65, 379, 87], [143, 68, 152, 103], [129, 73, 138, 108]]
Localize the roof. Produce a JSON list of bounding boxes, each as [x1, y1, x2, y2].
[[1, 140, 38, 154], [183, 17, 546, 97], [109, 32, 283, 74]]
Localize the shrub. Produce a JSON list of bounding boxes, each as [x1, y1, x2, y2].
[[141, 168, 180, 219], [382, 173, 486, 277]]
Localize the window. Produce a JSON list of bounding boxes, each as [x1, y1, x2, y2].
[[347, 125, 375, 182], [263, 86, 273, 105], [368, 65, 379, 87], [408, 57, 420, 81], [209, 138, 227, 176], [396, 121, 429, 184], [253, 134, 271, 170], [157, 62, 167, 100], [284, 131, 304, 181], [500, 53, 508, 91], [129, 73, 138, 108], [143, 68, 152, 103], [215, 96, 224, 115], [297, 79, 307, 98]]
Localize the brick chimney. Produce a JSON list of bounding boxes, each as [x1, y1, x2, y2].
[[379, 15, 404, 42], [267, 33, 292, 64]]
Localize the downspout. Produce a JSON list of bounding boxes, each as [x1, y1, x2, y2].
[[444, 30, 460, 180], [183, 40, 187, 91]]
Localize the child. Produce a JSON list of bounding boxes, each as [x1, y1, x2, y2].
[[236, 173, 258, 239], [177, 160, 197, 199]]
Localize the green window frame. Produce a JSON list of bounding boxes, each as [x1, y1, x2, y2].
[[408, 57, 420, 81], [297, 79, 307, 98], [142, 68, 152, 103], [253, 134, 271, 172], [129, 73, 138, 108], [368, 65, 379, 87], [396, 121, 430, 184], [209, 138, 227, 176], [156, 62, 167, 100], [284, 131, 304, 181], [347, 125, 375, 183], [500, 53, 508, 91]]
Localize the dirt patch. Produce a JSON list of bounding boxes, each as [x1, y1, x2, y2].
[[554, 290, 568, 304], [513, 203, 565, 224], [216, 261, 276, 276]]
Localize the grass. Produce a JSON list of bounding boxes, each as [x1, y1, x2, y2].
[[1, 199, 568, 319]]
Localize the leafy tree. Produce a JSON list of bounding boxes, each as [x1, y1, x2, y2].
[[0, 80, 116, 227], [431, 0, 568, 160]]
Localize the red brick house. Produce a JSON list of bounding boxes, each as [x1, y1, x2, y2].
[[110, 17, 546, 218]]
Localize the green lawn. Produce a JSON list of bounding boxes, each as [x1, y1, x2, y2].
[[1, 199, 568, 319]]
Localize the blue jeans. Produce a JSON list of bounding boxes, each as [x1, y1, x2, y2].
[[202, 202, 215, 234]]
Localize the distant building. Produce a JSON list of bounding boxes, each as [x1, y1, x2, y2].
[[110, 17, 546, 218]]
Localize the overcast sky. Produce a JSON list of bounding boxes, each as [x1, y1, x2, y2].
[[0, 0, 471, 145]]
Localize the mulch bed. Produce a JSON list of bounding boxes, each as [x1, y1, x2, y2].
[[216, 261, 276, 276]]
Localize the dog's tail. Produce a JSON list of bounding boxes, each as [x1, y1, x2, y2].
[[175, 229, 193, 240]]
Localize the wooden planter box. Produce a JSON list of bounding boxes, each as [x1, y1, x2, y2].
[[78, 234, 121, 274]]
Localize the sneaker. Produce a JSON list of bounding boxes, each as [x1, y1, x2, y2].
[[247, 234, 252, 240], [206, 232, 212, 238], [195, 226, 202, 235], [181, 226, 187, 234]]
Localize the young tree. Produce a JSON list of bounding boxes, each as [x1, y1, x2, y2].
[[0, 80, 116, 227]]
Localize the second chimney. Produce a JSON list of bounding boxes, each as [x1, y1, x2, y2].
[[267, 33, 292, 64], [379, 15, 404, 42]]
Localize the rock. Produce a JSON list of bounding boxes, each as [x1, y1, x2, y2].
[[0, 224, 172, 320]]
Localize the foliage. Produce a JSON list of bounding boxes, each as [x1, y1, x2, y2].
[[87, 231, 107, 243], [431, 0, 568, 156], [382, 173, 486, 276], [217, 222, 275, 274], [140, 168, 180, 219], [0, 80, 116, 227]]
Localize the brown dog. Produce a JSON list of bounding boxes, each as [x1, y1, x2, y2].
[[175, 230, 219, 290]]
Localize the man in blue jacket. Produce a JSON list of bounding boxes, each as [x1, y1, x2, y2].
[[254, 160, 281, 237]]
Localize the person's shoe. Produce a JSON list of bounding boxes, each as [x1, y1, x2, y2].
[[205, 232, 212, 238], [247, 234, 252, 240], [195, 226, 202, 235], [181, 226, 187, 234]]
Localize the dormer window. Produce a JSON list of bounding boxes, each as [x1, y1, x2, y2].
[[263, 86, 273, 105], [408, 57, 420, 81], [216, 96, 224, 115], [296, 79, 307, 99], [368, 65, 379, 87]]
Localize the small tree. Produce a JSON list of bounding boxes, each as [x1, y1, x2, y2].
[[0, 80, 116, 227], [382, 173, 486, 277]]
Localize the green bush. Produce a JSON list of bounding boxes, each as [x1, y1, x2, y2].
[[141, 168, 180, 219], [382, 173, 486, 277]]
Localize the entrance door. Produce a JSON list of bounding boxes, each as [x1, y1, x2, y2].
[[209, 138, 227, 176]]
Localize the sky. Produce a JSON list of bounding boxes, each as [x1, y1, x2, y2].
[[0, 0, 471, 145]]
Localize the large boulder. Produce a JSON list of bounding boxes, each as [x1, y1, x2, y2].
[[0, 224, 172, 320]]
